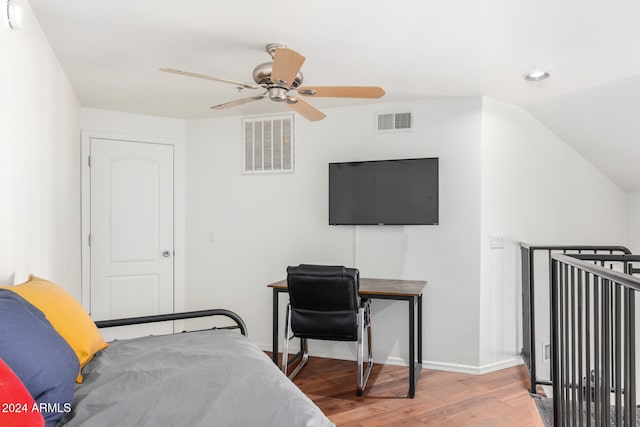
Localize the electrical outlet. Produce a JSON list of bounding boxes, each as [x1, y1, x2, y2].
[[542, 342, 551, 362]]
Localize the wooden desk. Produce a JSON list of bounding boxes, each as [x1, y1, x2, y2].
[[267, 278, 427, 398]]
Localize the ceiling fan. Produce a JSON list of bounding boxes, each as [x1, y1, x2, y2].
[[160, 43, 385, 121]]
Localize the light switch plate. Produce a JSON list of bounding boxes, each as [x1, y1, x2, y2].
[[490, 233, 504, 249]]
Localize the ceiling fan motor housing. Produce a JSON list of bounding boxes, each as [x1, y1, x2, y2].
[[252, 61, 303, 88]]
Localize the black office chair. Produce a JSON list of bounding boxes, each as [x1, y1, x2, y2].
[[282, 264, 373, 395]]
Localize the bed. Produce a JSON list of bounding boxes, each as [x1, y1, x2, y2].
[[0, 276, 334, 427], [61, 312, 334, 427]]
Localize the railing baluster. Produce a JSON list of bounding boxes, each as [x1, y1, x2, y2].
[[585, 272, 592, 427], [627, 288, 636, 426], [578, 268, 584, 427], [529, 247, 537, 394], [594, 275, 601, 427], [614, 284, 622, 427], [564, 263, 570, 426], [551, 258, 561, 427], [570, 265, 576, 425], [602, 278, 611, 426], [550, 249, 555, 395]]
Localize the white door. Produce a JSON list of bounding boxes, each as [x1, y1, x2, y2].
[[89, 138, 174, 321]]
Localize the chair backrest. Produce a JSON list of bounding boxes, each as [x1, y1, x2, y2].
[[286, 264, 360, 341]]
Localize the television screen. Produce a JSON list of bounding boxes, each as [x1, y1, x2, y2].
[[329, 157, 439, 225]]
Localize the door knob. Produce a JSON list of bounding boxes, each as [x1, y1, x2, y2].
[[162, 250, 171, 257]]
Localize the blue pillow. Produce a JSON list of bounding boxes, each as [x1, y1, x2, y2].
[[0, 289, 79, 427]]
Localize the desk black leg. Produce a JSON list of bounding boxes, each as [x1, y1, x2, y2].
[[272, 288, 279, 365], [416, 294, 423, 395], [417, 294, 423, 365], [409, 296, 415, 398]]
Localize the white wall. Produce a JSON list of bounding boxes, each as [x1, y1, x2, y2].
[[185, 98, 484, 369], [627, 192, 640, 253], [0, 3, 81, 297], [80, 108, 185, 141], [479, 98, 628, 371]]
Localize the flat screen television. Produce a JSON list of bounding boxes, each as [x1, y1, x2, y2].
[[328, 157, 439, 225]]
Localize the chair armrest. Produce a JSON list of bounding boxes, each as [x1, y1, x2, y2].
[[360, 299, 372, 326]]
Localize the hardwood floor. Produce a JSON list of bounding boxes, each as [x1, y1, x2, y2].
[[284, 356, 544, 426]]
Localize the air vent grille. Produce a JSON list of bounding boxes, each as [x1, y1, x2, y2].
[[377, 112, 413, 132], [243, 114, 294, 174]]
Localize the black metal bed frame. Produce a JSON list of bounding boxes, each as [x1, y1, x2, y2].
[[520, 244, 631, 395], [551, 253, 640, 426], [94, 309, 248, 336]]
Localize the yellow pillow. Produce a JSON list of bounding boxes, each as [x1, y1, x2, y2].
[[1, 275, 109, 382]]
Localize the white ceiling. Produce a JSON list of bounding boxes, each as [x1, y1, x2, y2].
[[26, 0, 640, 191]]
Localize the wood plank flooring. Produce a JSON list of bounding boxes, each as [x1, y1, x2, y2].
[[282, 355, 544, 426]]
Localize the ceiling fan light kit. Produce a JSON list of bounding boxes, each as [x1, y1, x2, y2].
[[161, 43, 385, 121]]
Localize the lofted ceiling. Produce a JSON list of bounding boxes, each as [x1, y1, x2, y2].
[[26, 0, 640, 191]]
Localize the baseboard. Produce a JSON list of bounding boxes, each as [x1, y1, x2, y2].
[[258, 342, 523, 376], [422, 357, 523, 375]]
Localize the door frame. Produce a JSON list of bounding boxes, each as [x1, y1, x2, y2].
[[81, 131, 185, 317]]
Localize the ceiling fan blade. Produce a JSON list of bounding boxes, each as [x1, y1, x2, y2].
[[271, 47, 305, 87], [286, 97, 326, 121], [297, 86, 386, 98], [159, 67, 259, 90], [210, 94, 267, 110]]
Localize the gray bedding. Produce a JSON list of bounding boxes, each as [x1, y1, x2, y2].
[[59, 330, 334, 427]]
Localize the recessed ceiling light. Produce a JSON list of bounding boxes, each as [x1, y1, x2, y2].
[[523, 70, 550, 82], [3, 0, 24, 30]]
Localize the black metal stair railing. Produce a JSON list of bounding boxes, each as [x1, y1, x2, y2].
[[520, 244, 631, 395], [551, 253, 640, 426]]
